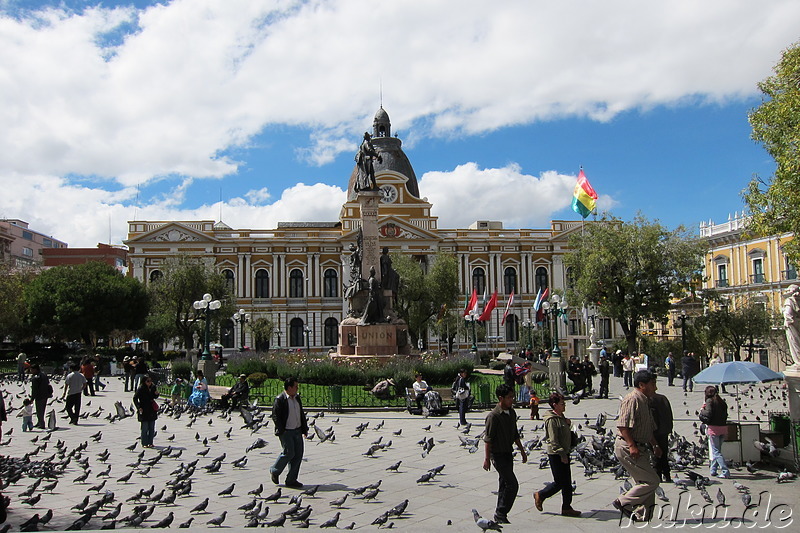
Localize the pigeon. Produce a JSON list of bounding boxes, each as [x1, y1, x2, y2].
[[248, 484, 264, 497], [320, 512, 341, 528], [300, 485, 319, 497], [206, 511, 227, 527], [386, 461, 402, 472], [150, 512, 174, 528], [246, 438, 268, 453], [265, 488, 282, 502], [329, 493, 348, 508], [218, 483, 235, 496], [716, 488, 726, 506], [264, 513, 287, 527], [389, 499, 409, 516], [177, 517, 194, 528], [190, 498, 210, 514], [472, 509, 502, 531]]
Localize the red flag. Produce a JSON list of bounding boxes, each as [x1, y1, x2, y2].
[[479, 291, 498, 321], [463, 289, 478, 317], [501, 291, 515, 326], [535, 287, 549, 322]]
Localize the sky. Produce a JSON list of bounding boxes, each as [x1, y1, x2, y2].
[[0, 0, 797, 248]]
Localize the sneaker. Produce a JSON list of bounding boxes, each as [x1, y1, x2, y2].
[[533, 491, 543, 512], [285, 481, 304, 489], [271, 471, 279, 485], [493, 516, 510, 524], [561, 508, 581, 518]]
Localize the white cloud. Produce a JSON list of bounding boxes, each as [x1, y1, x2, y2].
[[420, 163, 617, 229]]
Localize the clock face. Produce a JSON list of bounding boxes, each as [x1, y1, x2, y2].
[[379, 184, 398, 203]]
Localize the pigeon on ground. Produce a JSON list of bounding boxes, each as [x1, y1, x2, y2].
[[472, 509, 502, 531], [319, 512, 340, 528], [206, 511, 227, 527]]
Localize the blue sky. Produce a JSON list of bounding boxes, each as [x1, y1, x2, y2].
[[0, 0, 794, 247]]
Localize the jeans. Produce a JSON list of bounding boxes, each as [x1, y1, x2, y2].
[[490, 452, 518, 521], [141, 419, 156, 446], [134, 373, 146, 391], [599, 377, 609, 398], [623, 371, 633, 388], [22, 416, 33, 431], [34, 397, 47, 428], [456, 398, 469, 425], [683, 375, 694, 392], [125, 372, 134, 392], [65, 393, 82, 424], [271, 428, 304, 484], [538, 454, 574, 508], [708, 434, 729, 477]]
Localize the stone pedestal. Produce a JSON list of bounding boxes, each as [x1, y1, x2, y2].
[[336, 321, 410, 358], [548, 356, 566, 392], [357, 191, 382, 283], [588, 343, 601, 367], [197, 358, 217, 386]]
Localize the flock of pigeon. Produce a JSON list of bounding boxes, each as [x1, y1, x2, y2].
[[0, 373, 796, 531]]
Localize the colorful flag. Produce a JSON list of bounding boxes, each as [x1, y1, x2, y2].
[[534, 287, 549, 323], [571, 168, 598, 219], [501, 291, 515, 326], [463, 289, 478, 317], [479, 291, 498, 321]]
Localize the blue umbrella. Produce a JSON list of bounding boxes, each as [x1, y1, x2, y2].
[[693, 361, 783, 385]]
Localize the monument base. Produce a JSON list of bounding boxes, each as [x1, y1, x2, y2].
[[336, 321, 410, 359]]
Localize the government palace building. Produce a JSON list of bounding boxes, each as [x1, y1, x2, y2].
[[125, 108, 618, 355]]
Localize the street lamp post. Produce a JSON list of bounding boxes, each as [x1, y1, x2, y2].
[[542, 294, 568, 391], [465, 311, 478, 352], [677, 309, 688, 354], [304, 326, 312, 354], [193, 293, 221, 360], [274, 329, 282, 351], [233, 309, 251, 352]]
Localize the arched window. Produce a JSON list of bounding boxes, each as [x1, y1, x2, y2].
[[255, 269, 270, 298], [149, 270, 162, 283], [535, 267, 549, 292], [472, 267, 486, 296], [289, 269, 304, 298], [220, 319, 234, 349], [223, 269, 235, 295], [503, 267, 517, 295], [323, 269, 338, 298], [324, 317, 339, 346], [505, 314, 519, 342], [289, 317, 305, 347]]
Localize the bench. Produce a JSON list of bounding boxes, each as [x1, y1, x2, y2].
[[206, 385, 252, 408], [405, 387, 453, 416]]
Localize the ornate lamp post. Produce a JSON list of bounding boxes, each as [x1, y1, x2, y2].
[[677, 309, 688, 354], [233, 309, 251, 351], [303, 326, 312, 353], [542, 294, 568, 391], [193, 293, 221, 360], [465, 311, 478, 352], [274, 328, 283, 351]]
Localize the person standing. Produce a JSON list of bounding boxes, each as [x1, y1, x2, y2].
[[532, 392, 581, 517], [700, 386, 730, 479], [270, 377, 309, 489], [650, 391, 674, 482], [612, 350, 624, 378], [451, 368, 471, 426], [664, 352, 676, 387], [622, 353, 635, 389], [16, 352, 26, 381], [133, 375, 160, 448], [133, 356, 149, 392], [123, 356, 135, 392], [612, 370, 662, 522], [503, 360, 516, 391], [17, 398, 33, 432], [681, 352, 697, 392], [483, 383, 528, 524], [29, 364, 52, 429], [80, 357, 96, 396], [582, 355, 596, 393], [62, 363, 87, 425], [597, 354, 611, 399]]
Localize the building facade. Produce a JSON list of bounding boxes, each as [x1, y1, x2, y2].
[[700, 213, 796, 370], [42, 243, 128, 272], [125, 108, 619, 354], [0, 219, 68, 267]]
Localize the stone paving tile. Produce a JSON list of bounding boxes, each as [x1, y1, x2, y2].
[[0, 373, 797, 532]]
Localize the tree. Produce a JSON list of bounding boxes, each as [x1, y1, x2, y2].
[[697, 303, 773, 361], [392, 252, 460, 348], [24, 262, 149, 345], [146, 256, 234, 350], [0, 262, 39, 341], [745, 41, 800, 262], [249, 317, 274, 351], [564, 214, 706, 354]]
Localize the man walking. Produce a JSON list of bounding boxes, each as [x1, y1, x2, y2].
[[29, 364, 52, 429], [613, 370, 662, 521], [664, 352, 676, 386], [650, 390, 674, 482], [622, 353, 635, 389], [62, 363, 87, 425], [483, 383, 528, 524], [270, 377, 308, 489], [681, 352, 697, 392], [597, 353, 611, 399]]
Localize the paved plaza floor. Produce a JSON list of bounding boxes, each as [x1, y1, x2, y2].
[[0, 371, 797, 532]]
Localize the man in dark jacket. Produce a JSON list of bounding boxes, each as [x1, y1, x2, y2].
[[597, 354, 611, 399], [650, 391, 674, 482], [269, 377, 309, 489], [220, 374, 250, 408], [681, 352, 698, 392], [29, 364, 52, 429]]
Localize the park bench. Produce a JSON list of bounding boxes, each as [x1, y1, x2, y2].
[[206, 384, 253, 407], [404, 387, 452, 416]]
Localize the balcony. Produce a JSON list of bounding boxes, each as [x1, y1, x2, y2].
[[750, 273, 767, 284], [716, 279, 729, 288], [783, 269, 798, 281]]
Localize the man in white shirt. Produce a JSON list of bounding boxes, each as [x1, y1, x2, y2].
[[62, 363, 87, 425], [412, 373, 430, 410]]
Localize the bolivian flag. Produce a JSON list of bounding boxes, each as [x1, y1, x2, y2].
[[571, 168, 598, 219]]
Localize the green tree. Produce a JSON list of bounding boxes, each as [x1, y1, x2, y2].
[[564, 214, 706, 354], [393, 252, 460, 348], [697, 303, 773, 361], [24, 262, 149, 345], [0, 262, 39, 341], [249, 317, 274, 351], [745, 41, 800, 262], [146, 256, 234, 351]]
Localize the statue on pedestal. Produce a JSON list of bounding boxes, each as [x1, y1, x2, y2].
[[354, 132, 382, 191], [359, 266, 385, 325], [783, 284, 800, 367], [380, 247, 399, 294]]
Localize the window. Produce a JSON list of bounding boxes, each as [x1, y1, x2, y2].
[[598, 318, 612, 340], [22, 230, 33, 241], [289, 269, 304, 298], [22, 247, 33, 257], [472, 267, 486, 296], [324, 317, 339, 346], [752, 258, 765, 284], [503, 267, 517, 295], [504, 314, 518, 342], [43, 238, 52, 247], [149, 270, 162, 283], [569, 319, 581, 336], [255, 269, 270, 298], [289, 317, 305, 347], [717, 264, 728, 287], [785, 256, 797, 281], [535, 267, 548, 292], [323, 269, 338, 298], [223, 269, 235, 295]]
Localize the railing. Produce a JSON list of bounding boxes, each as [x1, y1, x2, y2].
[[750, 273, 767, 284], [783, 269, 798, 281]]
